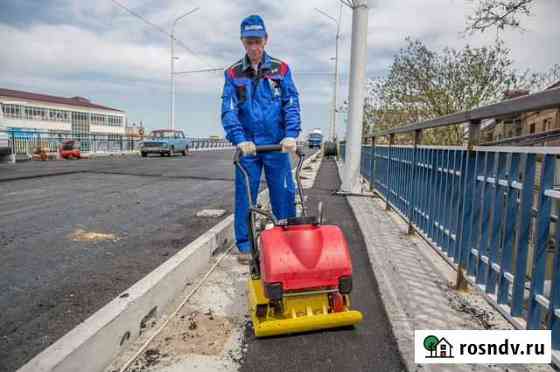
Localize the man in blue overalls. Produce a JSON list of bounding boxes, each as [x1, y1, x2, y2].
[[221, 15, 302, 264]]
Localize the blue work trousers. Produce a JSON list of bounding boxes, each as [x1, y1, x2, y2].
[[235, 152, 296, 253]]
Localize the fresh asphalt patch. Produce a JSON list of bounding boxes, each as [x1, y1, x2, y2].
[[239, 158, 405, 372]]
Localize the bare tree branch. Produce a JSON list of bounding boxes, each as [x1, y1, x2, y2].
[[466, 0, 534, 33]]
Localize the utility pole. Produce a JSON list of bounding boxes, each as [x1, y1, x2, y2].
[[333, 4, 342, 140], [315, 4, 343, 141], [340, 0, 369, 193]]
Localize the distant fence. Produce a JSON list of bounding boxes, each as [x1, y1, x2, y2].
[[0, 129, 233, 159], [340, 87, 560, 362], [189, 137, 232, 151]]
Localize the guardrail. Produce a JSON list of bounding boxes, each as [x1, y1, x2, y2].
[[340, 87, 560, 360], [188, 137, 232, 151], [0, 129, 233, 160]]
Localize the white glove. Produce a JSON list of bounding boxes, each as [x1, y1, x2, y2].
[[280, 137, 297, 153], [237, 141, 256, 156]]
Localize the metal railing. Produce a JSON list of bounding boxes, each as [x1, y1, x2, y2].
[[187, 137, 232, 151], [340, 87, 560, 359], [0, 129, 233, 160]]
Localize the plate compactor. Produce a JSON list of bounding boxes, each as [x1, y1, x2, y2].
[[234, 145, 363, 337]]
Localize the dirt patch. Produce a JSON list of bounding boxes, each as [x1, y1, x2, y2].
[[444, 284, 507, 330], [125, 307, 235, 371], [160, 308, 233, 356], [67, 228, 119, 242]]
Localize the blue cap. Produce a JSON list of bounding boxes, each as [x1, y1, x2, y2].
[[240, 15, 267, 38]]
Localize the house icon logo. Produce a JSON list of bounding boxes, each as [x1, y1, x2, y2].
[[423, 335, 454, 358]]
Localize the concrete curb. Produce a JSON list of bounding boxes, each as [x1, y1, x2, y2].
[[18, 149, 320, 372]]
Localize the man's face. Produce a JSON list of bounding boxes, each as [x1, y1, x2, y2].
[[242, 37, 267, 63]]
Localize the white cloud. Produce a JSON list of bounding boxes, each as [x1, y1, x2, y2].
[[0, 0, 558, 137]]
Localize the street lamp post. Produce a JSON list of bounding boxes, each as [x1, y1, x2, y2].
[[170, 7, 199, 130], [340, 0, 369, 193], [315, 4, 343, 141]]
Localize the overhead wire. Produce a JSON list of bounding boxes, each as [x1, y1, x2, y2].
[[109, 0, 211, 67]]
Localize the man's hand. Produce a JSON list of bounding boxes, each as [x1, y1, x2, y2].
[[237, 141, 256, 156], [280, 137, 297, 153]]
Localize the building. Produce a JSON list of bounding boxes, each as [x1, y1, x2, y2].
[[0, 88, 126, 143], [481, 83, 560, 146]]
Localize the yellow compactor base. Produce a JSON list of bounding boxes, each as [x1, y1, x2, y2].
[[248, 278, 363, 337]]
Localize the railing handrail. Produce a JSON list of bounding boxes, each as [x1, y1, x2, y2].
[[373, 87, 560, 137]]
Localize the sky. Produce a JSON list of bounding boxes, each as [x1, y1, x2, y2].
[[0, 0, 559, 138]]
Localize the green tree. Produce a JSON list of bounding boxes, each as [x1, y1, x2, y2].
[[424, 335, 439, 357], [365, 38, 524, 145]]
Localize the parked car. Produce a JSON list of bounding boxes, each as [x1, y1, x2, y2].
[[59, 140, 81, 159], [140, 129, 191, 157]]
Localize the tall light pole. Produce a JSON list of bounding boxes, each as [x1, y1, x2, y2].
[[340, 0, 369, 193], [170, 7, 199, 130], [315, 4, 343, 141]]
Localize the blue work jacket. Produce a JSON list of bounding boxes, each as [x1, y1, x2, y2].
[[221, 52, 301, 145]]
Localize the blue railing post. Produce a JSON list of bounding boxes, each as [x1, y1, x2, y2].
[[407, 129, 422, 234], [497, 152, 521, 305], [486, 151, 508, 294], [448, 150, 462, 259], [386, 133, 395, 211], [467, 151, 484, 277], [456, 119, 480, 290], [549, 209, 560, 349], [428, 149, 441, 240], [512, 153, 537, 317], [476, 151, 495, 285], [527, 154, 555, 329], [370, 136, 376, 191], [419, 147, 431, 234]]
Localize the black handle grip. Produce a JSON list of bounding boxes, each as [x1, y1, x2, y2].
[[234, 143, 304, 163], [234, 144, 282, 163], [256, 144, 282, 153], [257, 144, 304, 157]]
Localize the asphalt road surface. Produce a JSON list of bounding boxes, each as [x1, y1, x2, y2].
[[0, 150, 310, 372], [240, 159, 405, 372]]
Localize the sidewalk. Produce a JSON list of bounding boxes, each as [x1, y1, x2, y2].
[[341, 160, 554, 372]]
